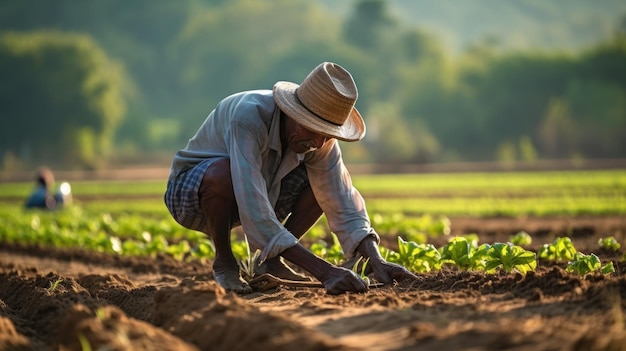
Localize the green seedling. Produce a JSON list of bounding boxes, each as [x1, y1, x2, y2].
[[233, 235, 260, 280], [566, 252, 615, 275], [121, 239, 146, 256], [306, 224, 328, 240], [440, 236, 480, 270], [381, 237, 437, 273], [510, 231, 532, 247], [240, 249, 261, 281], [191, 238, 216, 260], [352, 257, 371, 284], [598, 236, 621, 252], [538, 237, 577, 262], [310, 233, 345, 265], [146, 235, 170, 255], [48, 278, 64, 292], [461, 233, 480, 248], [482, 243, 537, 274], [166, 240, 191, 261], [395, 237, 441, 273]]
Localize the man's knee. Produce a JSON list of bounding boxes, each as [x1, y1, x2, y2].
[[199, 158, 234, 202]]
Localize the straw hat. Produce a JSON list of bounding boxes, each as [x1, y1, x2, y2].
[[273, 62, 366, 142]]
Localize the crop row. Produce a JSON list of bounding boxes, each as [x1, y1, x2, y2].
[[0, 204, 622, 278]]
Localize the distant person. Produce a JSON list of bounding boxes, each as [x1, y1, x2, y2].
[[25, 167, 72, 210], [165, 62, 417, 294]]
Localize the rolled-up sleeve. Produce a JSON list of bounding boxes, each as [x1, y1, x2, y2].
[[305, 141, 380, 258]]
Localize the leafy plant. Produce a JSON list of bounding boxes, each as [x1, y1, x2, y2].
[[306, 223, 328, 240], [598, 236, 621, 252], [440, 236, 481, 270], [566, 252, 615, 275], [538, 237, 577, 262], [310, 233, 345, 264], [482, 243, 537, 274], [120, 239, 146, 256], [166, 240, 191, 261], [510, 231, 532, 246], [191, 239, 216, 260], [383, 237, 442, 273]]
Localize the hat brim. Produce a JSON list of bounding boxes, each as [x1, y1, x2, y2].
[[273, 81, 366, 142]]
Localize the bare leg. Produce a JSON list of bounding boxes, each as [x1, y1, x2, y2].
[[198, 158, 252, 293], [283, 184, 323, 239], [256, 184, 323, 280]]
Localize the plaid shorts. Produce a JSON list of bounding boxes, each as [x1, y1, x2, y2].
[[164, 158, 217, 233], [274, 163, 309, 222], [164, 159, 309, 233]]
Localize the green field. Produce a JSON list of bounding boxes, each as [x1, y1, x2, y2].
[[1, 169, 624, 217], [356, 170, 626, 216], [1, 169, 624, 266]]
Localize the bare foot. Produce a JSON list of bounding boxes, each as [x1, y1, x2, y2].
[[255, 256, 312, 282], [213, 261, 253, 294]]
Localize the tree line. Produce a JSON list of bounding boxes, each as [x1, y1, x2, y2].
[[1, 0, 625, 169]]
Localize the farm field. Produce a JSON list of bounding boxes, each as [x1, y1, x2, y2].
[[1, 169, 625, 350]]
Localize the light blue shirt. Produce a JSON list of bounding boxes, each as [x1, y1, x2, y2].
[[169, 90, 378, 262]]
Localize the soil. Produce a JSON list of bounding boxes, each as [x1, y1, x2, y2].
[[1, 216, 625, 351]]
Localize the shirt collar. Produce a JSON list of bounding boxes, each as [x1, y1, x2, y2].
[[269, 106, 306, 163]]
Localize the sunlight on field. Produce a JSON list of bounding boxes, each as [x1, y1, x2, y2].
[[1, 170, 625, 217], [351, 170, 626, 195]]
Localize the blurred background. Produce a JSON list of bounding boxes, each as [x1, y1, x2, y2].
[[1, 0, 625, 173]]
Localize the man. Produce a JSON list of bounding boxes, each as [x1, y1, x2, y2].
[[25, 167, 70, 210], [165, 62, 416, 294]]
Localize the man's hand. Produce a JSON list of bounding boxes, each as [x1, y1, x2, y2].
[[281, 243, 369, 295], [357, 235, 419, 285], [368, 259, 417, 285], [319, 266, 369, 295]]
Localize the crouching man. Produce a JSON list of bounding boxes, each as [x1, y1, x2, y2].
[[165, 62, 417, 294]]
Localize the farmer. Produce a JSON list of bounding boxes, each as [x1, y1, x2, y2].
[[25, 167, 71, 210], [165, 62, 416, 294]]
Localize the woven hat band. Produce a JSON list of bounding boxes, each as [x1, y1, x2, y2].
[[295, 63, 358, 127]]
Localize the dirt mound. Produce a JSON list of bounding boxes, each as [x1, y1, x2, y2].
[[0, 262, 346, 351], [58, 304, 197, 351], [0, 268, 195, 350], [152, 279, 346, 351]]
